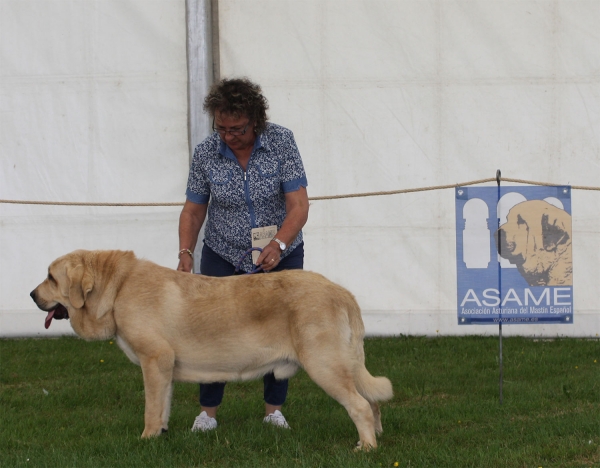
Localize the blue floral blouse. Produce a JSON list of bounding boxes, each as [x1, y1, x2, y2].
[[185, 123, 308, 272]]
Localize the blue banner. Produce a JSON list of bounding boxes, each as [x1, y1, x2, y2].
[[456, 186, 573, 325]]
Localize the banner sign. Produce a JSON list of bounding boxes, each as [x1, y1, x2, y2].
[[455, 186, 573, 325]]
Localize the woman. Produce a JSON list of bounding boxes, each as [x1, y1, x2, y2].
[[177, 77, 309, 432]]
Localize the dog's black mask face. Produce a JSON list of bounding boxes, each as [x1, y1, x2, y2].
[[494, 227, 524, 264]]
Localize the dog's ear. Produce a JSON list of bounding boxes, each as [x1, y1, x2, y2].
[[512, 203, 540, 256], [542, 210, 571, 252], [91, 250, 134, 320], [67, 264, 94, 309]]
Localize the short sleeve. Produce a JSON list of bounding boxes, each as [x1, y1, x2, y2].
[[185, 140, 212, 204], [279, 129, 308, 193]]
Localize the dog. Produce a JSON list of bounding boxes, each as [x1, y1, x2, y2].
[[494, 200, 572, 286], [30, 249, 393, 450]]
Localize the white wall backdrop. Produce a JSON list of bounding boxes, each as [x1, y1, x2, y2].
[[218, 0, 599, 337], [0, 0, 190, 336], [1, 0, 598, 338]]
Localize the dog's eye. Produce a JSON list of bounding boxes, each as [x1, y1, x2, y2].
[[47, 273, 55, 283]]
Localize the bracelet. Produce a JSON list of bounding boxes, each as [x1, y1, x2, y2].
[[178, 248, 193, 259]]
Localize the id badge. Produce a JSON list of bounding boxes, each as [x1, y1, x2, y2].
[[251, 225, 278, 264]]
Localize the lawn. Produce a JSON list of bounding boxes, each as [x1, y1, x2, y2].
[[1, 336, 598, 467]]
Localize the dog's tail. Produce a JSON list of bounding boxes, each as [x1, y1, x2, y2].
[[355, 367, 393, 403], [345, 295, 394, 403]]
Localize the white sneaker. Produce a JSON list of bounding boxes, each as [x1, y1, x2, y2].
[[263, 410, 290, 429], [191, 411, 217, 432]]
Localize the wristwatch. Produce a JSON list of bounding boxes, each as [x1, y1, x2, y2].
[[272, 237, 286, 252]]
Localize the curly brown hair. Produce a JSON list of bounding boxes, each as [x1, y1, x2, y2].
[[203, 77, 269, 134]]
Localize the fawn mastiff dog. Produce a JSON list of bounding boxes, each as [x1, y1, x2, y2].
[[495, 200, 572, 286], [30, 250, 393, 449]]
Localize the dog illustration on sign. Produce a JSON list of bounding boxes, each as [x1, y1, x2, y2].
[[494, 200, 572, 286]]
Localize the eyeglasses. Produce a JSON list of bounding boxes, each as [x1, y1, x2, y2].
[[212, 119, 250, 136]]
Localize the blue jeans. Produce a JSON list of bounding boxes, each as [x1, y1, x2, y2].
[[198, 242, 304, 407]]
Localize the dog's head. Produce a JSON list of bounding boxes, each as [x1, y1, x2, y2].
[[30, 250, 135, 340], [494, 200, 572, 286]]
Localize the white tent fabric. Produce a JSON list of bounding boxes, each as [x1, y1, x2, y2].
[[0, 0, 190, 336], [1, 0, 598, 338], [218, 0, 599, 337]]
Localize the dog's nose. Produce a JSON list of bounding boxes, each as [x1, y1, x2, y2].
[[30, 290, 36, 300]]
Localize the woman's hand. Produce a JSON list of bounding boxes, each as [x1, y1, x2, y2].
[[177, 201, 207, 273], [257, 242, 281, 272], [177, 254, 194, 273], [255, 187, 309, 272]]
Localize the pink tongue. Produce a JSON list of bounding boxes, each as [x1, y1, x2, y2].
[[45, 310, 55, 329]]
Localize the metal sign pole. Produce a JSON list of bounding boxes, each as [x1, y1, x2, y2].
[[496, 169, 503, 405]]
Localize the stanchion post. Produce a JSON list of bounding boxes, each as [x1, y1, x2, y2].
[[496, 169, 503, 405]]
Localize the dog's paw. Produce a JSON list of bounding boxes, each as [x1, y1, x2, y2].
[[354, 440, 376, 451], [141, 428, 163, 439]]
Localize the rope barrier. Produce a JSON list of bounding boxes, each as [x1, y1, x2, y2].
[[0, 200, 183, 207], [0, 177, 598, 206], [309, 177, 599, 201]]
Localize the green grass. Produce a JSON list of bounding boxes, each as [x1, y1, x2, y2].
[[1, 336, 598, 467]]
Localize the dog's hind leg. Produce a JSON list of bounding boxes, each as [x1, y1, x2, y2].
[[161, 383, 174, 432], [303, 363, 377, 450], [370, 402, 382, 435], [139, 348, 175, 438], [354, 367, 392, 436]]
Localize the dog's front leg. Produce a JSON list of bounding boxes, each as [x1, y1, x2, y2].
[[139, 350, 175, 438]]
